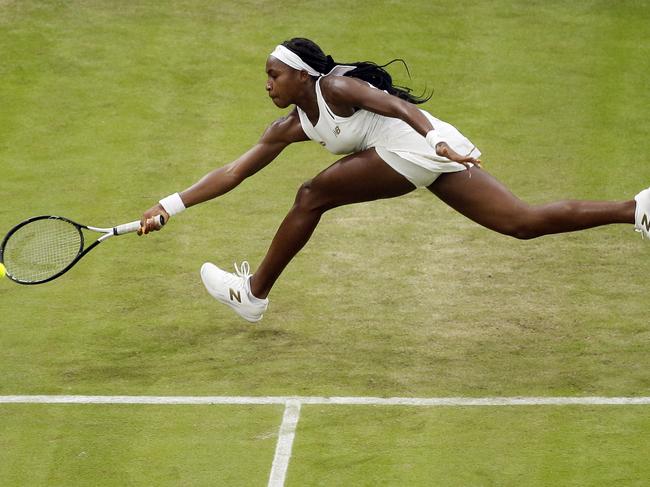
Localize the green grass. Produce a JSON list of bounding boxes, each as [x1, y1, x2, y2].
[[290, 405, 650, 486], [2, 404, 649, 486], [1, 0, 649, 485], [0, 404, 281, 486]]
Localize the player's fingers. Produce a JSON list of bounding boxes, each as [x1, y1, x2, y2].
[[138, 216, 150, 236], [139, 210, 168, 236], [144, 217, 156, 233], [139, 218, 153, 235]]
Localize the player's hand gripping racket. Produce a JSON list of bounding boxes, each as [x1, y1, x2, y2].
[[0, 215, 164, 285]]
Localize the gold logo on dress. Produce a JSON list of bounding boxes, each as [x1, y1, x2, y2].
[[333, 126, 341, 136], [229, 288, 241, 303]]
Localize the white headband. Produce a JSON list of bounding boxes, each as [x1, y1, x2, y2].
[[269, 45, 356, 77], [270, 45, 321, 76]]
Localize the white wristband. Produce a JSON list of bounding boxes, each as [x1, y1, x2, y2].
[[425, 130, 446, 149], [159, 192, 186, 216]]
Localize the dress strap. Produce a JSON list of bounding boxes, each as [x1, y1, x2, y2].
[[315, 77, 339, 121], [295, 106, 322, 143]]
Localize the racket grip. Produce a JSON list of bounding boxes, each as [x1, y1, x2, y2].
[[114, 215, 165, 235]]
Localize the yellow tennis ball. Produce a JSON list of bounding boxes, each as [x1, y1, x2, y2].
[[0, 262, 6, 279]]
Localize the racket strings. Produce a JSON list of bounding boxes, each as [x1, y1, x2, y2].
[[3, 219, 82, 282]]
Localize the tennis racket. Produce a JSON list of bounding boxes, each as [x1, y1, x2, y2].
[[0, 215, 164, 285]]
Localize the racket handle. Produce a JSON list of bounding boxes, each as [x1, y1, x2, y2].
[[114, 215, 165, 235]]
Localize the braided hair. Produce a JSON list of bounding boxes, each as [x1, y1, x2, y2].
[[281, 37, 431, 105]]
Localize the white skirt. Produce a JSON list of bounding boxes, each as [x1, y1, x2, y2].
[[373, 110, 480, 187]]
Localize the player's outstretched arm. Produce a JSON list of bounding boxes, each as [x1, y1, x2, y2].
[[139, 110, 308, 234]]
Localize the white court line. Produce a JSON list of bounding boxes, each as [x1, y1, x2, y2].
[[268, 400, 301, 487], [3, 396, 649, 487], [1, 395, 650, 405]]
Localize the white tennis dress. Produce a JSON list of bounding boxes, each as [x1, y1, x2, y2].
[[296, 76, 481, 187]]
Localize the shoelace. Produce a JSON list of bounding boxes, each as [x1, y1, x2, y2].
[[234, 261, 252, 279], [234, 261, 266, 304]]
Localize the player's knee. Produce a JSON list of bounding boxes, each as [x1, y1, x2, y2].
[[501, 214, 543, 240], [294, 179, 330, 213], [507, 224, 540, 240]]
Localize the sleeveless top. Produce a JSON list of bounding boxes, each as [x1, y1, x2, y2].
[[296, 76, 481, 170]]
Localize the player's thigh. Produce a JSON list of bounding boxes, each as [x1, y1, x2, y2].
[[427, 168, 530, 232], [307, 148, 416, 208]]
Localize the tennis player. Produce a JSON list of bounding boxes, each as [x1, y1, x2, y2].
[[140, 38, 650, 322]]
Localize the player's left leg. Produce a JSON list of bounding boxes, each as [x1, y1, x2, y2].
[[427, 167, 638, 239]]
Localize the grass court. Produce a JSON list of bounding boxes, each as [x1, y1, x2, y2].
[[1, 0, 649, 485]]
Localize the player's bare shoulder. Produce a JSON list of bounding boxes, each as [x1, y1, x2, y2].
[[319, 74, 359, 92], [319, 75, 369, 111], [261, 109, 308, 145]]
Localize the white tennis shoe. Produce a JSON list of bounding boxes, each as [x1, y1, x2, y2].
[[200, 261, 268, 323], [634, 188, 650, 240]]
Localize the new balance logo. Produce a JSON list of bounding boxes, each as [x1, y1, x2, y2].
[[642, 214, 650, 232], [229, 288, 241, 303]]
